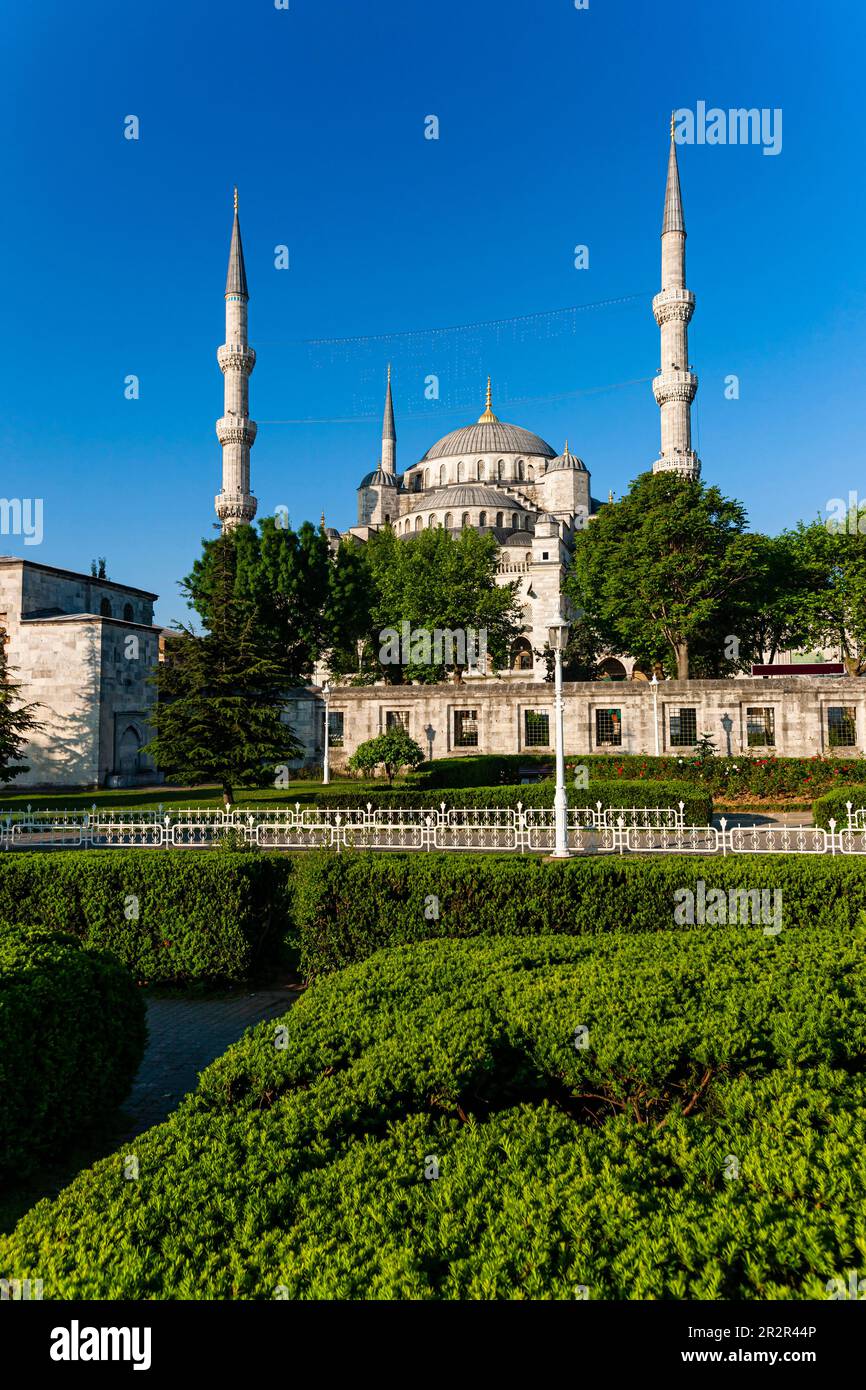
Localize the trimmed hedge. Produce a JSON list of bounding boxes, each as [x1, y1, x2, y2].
[[293, 851, 866, 975], [2, 930, 864, 1299], [813, 787, 866, 830], [421, 752, 866, 798], [0, 852, 293, 984], [0, 927, 146, 1179], [309, 779, 713, 824]]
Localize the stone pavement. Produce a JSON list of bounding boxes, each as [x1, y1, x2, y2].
[[119, 981, 301, 1138]]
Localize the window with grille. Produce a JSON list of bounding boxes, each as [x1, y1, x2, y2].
[[595, 708, 622, 746], [524, 709, 550, 747], [828, 706, 857, 748], [328, 711, 344, 748], [669, 707, 697, 747], [385, 710, 409, 733], [746, 707, 775, 747], [454, 709, 478, 748]]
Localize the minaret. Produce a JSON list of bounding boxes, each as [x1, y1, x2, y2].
[[215, 188, 258, 530], [381, 364, 396, 475], [651, 116, 700, 479]]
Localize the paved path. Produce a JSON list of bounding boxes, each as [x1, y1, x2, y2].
[[119, 981, 300, 1138], [712, 810, 814, 829]]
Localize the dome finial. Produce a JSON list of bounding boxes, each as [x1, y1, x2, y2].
[[477, 376, 499, 424], [564, 438, 569, 455]]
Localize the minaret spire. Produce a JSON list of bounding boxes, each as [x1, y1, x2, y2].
[[381, 363, 396, 474], [651, 117, 700, 479], [215, 188, 257, 530]]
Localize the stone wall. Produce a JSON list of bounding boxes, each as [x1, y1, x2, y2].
[[297, 677, 866, 769]]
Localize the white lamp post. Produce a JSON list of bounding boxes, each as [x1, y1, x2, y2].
[[322, 680, 331, 786], [650, 673, 660, 757], [548, 613, 570, 858]]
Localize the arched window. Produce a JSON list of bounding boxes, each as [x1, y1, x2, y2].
[[461, 512, 470, 528], [510, 638, 533, 672], [99, 598, 112, 617], [413, 473, 421, 491], [444, 512, 453, 529], [424, 469, 430, 488], [525, 551, 532, 564], [478, 461, 485, 480], [528, 464, 535, 482], [415, 515, 422, 532], [457, 461, 465, 482], [439, 465, 447, 486], [123, 602, 134, 622], [384, 513, 391, 523], [428, 515, 436, 528], [117, 723, 143, 776], [497, 459, 504, 481], [479, 511, 487, 527], [495, 512, 503, 528], [517, 459, 524, 480], [511, 513, 519, 529]]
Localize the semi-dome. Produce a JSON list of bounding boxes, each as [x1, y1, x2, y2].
[[420, 381, 556, 462], [415, 485, 529, 513]]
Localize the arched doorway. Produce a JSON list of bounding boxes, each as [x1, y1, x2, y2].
[[597, 657, 627, 681]]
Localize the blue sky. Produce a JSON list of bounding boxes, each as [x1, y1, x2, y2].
[[2, 0, 864, 625]]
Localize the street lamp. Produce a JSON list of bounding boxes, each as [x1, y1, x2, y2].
[[547, 613, 570, 858], [322, 680, 331, 786], [650, 673, 660, 757]]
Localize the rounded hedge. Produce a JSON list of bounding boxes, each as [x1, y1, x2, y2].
[[0, 926, 146, 1179], [2, 928, 864, 1299]]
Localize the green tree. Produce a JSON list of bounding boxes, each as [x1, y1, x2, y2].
[[0, 644, 41, 785], [346, 728, 425, 786], [363, 526, 523, 682], [147, 536, 301, 804], [566, 472, 762, 679]]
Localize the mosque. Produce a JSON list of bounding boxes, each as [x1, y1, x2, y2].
[[214, 124, 701, 679]]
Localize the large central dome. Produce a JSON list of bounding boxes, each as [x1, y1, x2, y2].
[[420, 381, 556, 462]]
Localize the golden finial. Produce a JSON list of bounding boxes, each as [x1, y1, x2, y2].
[[608, 489, 614, 503], [670, 110, 675, 141], [320, 510, 326, 529], [233, 186, 239, 213], [477, 376, 499, 425], [564, 438, 569, 455]]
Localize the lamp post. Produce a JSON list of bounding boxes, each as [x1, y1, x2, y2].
[[322, 680, 331, 786], [548, 613, 570, 858], [650, 673, 660, 757]]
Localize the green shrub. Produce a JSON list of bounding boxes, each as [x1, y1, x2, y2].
[[0, 852, 293, 984], [0, 927, 146, 1180], [293, 851, 866, 975], [2, 931, 864, 1299], [813, 788, 865, 830], [310, 779, 712, 824], [420, 752, 866, 798]]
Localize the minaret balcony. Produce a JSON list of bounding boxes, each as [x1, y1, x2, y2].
[[652, 289, 695, 325], [652, 371, 698, 406], [217, 344, 257, 375], [215, 491, 258, 523], [215, 416, 258, 447]]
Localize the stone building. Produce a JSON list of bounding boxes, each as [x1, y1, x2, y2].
[[215, 130, 701, 682], [0, 558, 160, 789], [292, 676, 866, 770]]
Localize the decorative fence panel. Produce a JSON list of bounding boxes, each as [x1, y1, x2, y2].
[[1, 803, 865, 857]]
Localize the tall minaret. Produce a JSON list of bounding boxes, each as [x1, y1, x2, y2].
[[381, 363, 396, 475], [215, 188, 258, 530], [651, 116, 700, 479]]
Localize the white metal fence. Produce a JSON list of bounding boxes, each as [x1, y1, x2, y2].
[[0, 801, 864, 856]]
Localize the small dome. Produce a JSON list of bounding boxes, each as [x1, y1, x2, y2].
[[359, 467, 397, 489], [546, 440, 587, 473]]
